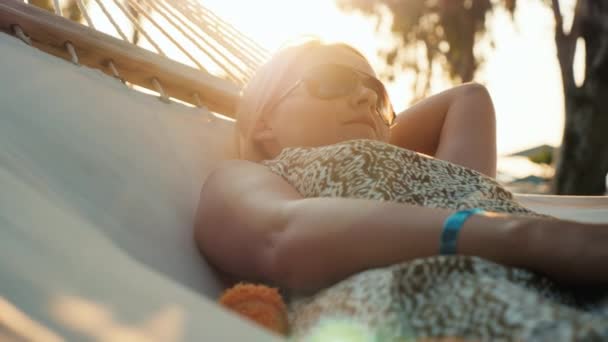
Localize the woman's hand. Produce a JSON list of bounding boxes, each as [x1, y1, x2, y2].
[[521, 219, 608, 286]]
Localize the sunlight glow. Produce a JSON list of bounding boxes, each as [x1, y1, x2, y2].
[[574, 37, 586, 87], [76, 0, 583, 157], [50, 294, 185, 341], [200, 0, 580, 157], [0, 297, 64, 342]]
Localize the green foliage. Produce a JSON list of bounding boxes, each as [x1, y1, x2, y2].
[[29, 0, 54, 12], [337, 0, 518, 102], [29, 0, 87, 22], [528, 149, 553, 165]]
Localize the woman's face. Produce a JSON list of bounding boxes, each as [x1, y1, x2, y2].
[[251, 46, 392, 159]]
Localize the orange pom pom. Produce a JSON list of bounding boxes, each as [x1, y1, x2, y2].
[[218, 282, 289, 336]]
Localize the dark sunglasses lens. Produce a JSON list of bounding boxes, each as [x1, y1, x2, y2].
[[306, 66, 357, 99], [306, 65, 395, 126]]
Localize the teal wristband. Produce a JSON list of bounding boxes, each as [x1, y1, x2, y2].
[[440, 208, 486, 255]]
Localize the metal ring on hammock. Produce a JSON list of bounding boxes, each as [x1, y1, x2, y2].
[[193, 92, 216, 122], [11, 25, 31, 46], [65, 42, 79, 65], [152, 77, 171, 103], [106, 60, 125, 83]]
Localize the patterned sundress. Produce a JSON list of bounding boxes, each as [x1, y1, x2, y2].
[[260, 139, 608, 341]]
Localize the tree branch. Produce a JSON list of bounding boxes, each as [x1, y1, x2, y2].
[[551, 0, 565, 38], [551, 0, 584, 92], [569, 0, 585, 40]]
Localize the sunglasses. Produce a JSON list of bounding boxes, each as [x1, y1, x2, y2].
[[267, 63, 396, 127]]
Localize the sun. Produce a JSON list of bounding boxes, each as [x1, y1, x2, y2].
[[202, 1, 388, 62], [84, 0, 572, 157]]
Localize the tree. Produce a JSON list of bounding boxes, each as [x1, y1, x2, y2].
[[30, 0, 144, 47], [549, 0, 608, 195], [29, 0, 86, 22], [337, 0, 509, 102], [338, 0, 608, 195], [29, 0, 54, 13]]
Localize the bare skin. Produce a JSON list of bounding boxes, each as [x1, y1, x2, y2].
[[194, 46, 608, 294], [390, 82, 497, 178]]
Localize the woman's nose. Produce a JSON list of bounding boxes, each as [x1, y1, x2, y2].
[[349, 82, 378, 113]]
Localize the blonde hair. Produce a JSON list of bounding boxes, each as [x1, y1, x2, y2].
[[230, 38, 368, 162]]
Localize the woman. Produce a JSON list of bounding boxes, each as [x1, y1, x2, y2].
[[195, 39, 608, 340]]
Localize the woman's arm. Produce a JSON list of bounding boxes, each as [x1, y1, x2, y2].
[[274, 197, 608, 293], [197, 161, 608, 295], [276, 198, 535, 291], [389, 82, 497, 178]]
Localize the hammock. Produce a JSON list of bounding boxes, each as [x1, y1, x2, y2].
[[0, 1, 606, 340]]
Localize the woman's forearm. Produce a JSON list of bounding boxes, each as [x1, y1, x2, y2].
[[272, 197, 539, 293], [389, 83, 497, 177], [433, 84, 497, 178], [516, 217, 608, 286], [390, 86, 457, 155]]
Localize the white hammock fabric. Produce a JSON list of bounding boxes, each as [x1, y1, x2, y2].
[[1, 9, 607, 342], [0, 32, 280, 341]]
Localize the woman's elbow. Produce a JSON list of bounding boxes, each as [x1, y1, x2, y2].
[[463, 82, 496, 115], [462, 82, 489, 96]]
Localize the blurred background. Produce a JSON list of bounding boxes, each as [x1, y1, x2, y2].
[[28, 0, 608, 195]]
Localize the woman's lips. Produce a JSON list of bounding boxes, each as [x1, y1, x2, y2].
[[345, 118, 375, 130]]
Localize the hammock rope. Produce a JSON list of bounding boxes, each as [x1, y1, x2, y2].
[[93, 0, 128, 41], [193, 92, 217, 122], [107, 59, 122, 80], [159, 0, 253, 82], [148, 0, 243, 81], [65, 41, 79, 64], [175, 0, 265, 70], [76, 0, 95, 29], [182, 0, 268, 64], [12, 24, 32, 45], [109, 0, 166, 56], [39, 0, 267, 87], [2, 0, 260, 114], [125, 0, 207, 72], [151, 76, 170, 103], [52, 0, 62, 16]]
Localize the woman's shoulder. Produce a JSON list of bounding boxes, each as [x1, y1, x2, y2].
[[206, 159, 283, 190]]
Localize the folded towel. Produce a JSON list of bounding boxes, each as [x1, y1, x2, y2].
[[218, 283, 289, 337]]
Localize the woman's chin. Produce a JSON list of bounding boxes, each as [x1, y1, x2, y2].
[[340, 124, 377, 140]]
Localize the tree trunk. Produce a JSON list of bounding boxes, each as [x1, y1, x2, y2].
[[551, 0, 608, 195], [29, 0, 54, 12], [553, 83, 608, 195]]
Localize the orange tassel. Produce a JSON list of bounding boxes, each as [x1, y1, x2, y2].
[[218, 282, 289, 336]]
